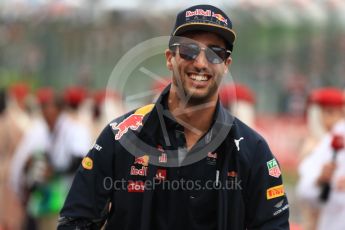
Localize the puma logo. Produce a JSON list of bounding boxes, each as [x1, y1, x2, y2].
[[234, 137, 244, 151]]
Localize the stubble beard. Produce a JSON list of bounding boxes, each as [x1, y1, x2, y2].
[[172, 71, 220, 107]]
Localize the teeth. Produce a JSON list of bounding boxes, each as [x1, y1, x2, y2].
[[190, 74, 208, 81]]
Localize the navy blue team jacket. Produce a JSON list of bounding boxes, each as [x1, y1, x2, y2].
[[58, 86, 289, 230]]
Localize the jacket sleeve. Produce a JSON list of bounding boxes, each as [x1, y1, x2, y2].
[[244, 138, 289, 230], [57, 125, 115, 230]]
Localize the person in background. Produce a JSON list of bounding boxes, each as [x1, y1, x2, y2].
[[10, 87, 92, 230], [63, 86, 89, 124], [219, 83, 256, 127], [151, 78, 171, 102], [296, 87, 345, 230], [0, 88, 25, 230], [7, 83, 31, 133], [91, 90, 125, 141]]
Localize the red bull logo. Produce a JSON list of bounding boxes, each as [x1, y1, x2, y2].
[[186, 9, 211, 17], [155, 169, 167, 181], [110, 104, 154, 141], [134, 155, 149, 167], [212, 13, 228, 25], [110, 114, 144, 140], [130, 166, 148, 176]]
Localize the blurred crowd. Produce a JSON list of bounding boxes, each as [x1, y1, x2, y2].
[[0, 83, 125, 230], [0, 80, 345, 230]]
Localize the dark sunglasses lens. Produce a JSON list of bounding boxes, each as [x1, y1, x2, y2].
[[178, 44, 200, 61], [206, 47, 228, 64]]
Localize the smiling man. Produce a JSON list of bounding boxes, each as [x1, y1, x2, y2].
[[58, 5, 289, 230]]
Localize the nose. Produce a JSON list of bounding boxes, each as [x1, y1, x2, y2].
[[193, 49, 208, 70]]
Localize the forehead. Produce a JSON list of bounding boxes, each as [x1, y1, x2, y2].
[[179, 31, 226, 47]]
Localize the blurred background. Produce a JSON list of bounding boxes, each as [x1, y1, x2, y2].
[[1, 0, 345, 229]]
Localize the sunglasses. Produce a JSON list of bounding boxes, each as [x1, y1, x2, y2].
[[170, 43, 231, 64]]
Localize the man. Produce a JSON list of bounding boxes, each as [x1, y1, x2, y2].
[[296, 87, 345, 230], [58, 5, 289, 230]]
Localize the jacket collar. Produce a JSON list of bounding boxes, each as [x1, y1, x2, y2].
[[139, 83, 234, 166]]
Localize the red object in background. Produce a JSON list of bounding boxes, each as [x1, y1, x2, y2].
[[63, 86, 87, 108], [9, 83, 29, 103], [331, 134, 344, 151], [219, 83, 255, 106], [290, 223, 302, 230], [93, 90, 121, 105], [36, 87, 54, 105], [255, 115, 307, 171], [151, 78, 171, 93], [309, 87, 345, 107]]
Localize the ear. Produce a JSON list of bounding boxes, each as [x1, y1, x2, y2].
[[165, 49, 174, 71], [224, 57, 232, 74]]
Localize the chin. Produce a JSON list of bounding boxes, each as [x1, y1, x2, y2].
[[185, 91, 214, 104]]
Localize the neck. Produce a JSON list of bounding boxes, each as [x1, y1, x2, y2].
[[167, 85, 217, 135]]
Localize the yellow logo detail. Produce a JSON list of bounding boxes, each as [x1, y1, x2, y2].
[[82, 157, 93, 170], [267, 185, 284, 200], [134, 104, 154, 116]]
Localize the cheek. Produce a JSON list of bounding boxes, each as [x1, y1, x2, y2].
[[172, 59, 186, 76]]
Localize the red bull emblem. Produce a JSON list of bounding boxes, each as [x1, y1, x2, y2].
[[134, 155, 149, 167], [155, 169, 167, 181], [110, 114, 144, 140], [110, 104, 154, 140], [212, 13, 228, 25]]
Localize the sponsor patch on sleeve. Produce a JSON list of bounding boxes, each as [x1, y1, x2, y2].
[[267, 158, 282, 178], [82, 157, 93, 170], [267, 185, 285, 200]]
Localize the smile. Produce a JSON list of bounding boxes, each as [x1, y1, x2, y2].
[[188, 73, 211, 82]]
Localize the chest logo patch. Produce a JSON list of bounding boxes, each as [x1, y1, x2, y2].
[[134, 155, 149, 167], [110, 104, 154, 140], [234, 137, 244, 151]]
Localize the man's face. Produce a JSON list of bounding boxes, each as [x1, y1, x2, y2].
[[165, 32, 232, 104], [41, 101, 60, 130], [321, 106, 345, 131]]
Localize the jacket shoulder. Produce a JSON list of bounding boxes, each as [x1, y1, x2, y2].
[[232, 118, 274, 165]]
